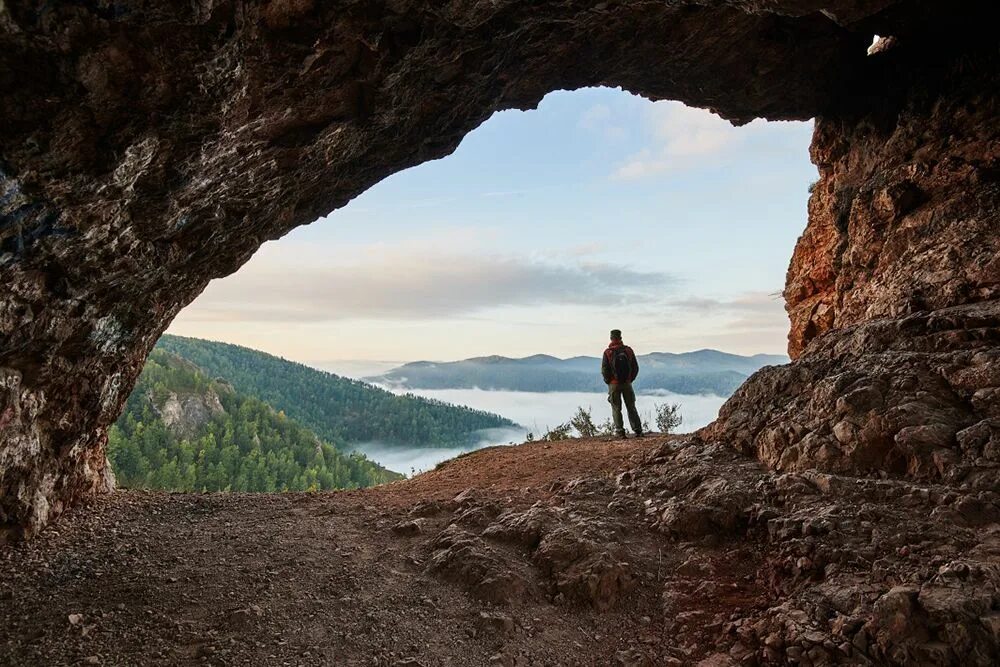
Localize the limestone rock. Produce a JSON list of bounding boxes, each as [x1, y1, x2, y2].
[[155, 388, 225, 440]]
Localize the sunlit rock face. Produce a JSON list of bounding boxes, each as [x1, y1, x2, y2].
[[785, 48, 1000, 358], [708, 301, 1000, 489], [708, 46, 1000, 485], [0, 0, 995, 537]]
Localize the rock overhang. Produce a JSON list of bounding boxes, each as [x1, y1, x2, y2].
[[0, 1, 997, 537]]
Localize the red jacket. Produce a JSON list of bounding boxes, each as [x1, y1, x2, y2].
[[601, 340, 639, 384]]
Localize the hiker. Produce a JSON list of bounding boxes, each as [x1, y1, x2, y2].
[[601, 329, 643, 439]]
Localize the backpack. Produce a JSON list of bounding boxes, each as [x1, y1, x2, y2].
[[610, 346, 632, 383]]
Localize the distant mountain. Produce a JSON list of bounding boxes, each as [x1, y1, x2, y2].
[[156, 335, 517, 447], [366, 349, 789, 395], [109, 349, 402, 491]]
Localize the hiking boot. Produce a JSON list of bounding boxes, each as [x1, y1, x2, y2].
[[633, 431, 644, 438], [616, 432, 628, 440]]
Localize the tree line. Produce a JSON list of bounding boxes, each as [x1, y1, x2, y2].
[[156, 335, 517, 447], [108, 350, 402, 492]]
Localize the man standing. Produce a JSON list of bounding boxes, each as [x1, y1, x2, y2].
[[601, 329, 643, 439]]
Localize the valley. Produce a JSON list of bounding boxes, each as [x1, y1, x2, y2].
[[350, 388, 729, 474], [108, 337, 518, 490], [114, 336, 743, 483], [367, 350, 788, 396], [342, 353, 753, 474], [1, 3, 997, 665]]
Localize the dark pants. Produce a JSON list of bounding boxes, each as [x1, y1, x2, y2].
[[608, 382, 642, 435]]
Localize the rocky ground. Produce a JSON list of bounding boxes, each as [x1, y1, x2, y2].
[[2, 435, 998, 666]]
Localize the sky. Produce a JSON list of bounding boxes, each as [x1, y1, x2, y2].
[[168, 87, 817, 366]]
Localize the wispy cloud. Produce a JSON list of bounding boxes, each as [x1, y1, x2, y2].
[[612, 102, 743, 179], [578, 104, 612, 129], [578, 103, 628, 142], [563, 242, 604, 258], [670, 291, 784, 315], [673, 292, 785, 327], [180, 240, 678, 323], [654, 291, 790, 354], [610, 102, 811, 180]]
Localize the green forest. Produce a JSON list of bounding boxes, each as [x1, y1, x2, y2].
[[156, 335, 516, 446], [108, 350, 403, 492]]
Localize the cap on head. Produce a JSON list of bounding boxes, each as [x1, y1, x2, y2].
[[610, 329, 622, 340]]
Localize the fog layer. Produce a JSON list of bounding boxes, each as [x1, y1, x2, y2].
[[351, 388, 727, 475]]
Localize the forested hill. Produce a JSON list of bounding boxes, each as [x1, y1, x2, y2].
[[367, 349, 789, 395], [109, 350, 402, 492], [155, 335, 517, 447]]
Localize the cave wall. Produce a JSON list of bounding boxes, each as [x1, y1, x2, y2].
[[786, 46, 1000, 358], [0, 0, 996, 539], [708, 45, 1000, 486]]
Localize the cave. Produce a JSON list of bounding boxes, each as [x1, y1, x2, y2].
[[2, 2, 1000, 664], [0, 0, 997, 550]]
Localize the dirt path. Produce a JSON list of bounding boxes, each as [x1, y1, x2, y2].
[[5, 436, 751, 667], [367, 436, 654, 506], [6, 434, 991, 665]]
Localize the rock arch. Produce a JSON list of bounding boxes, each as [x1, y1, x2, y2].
[[0, 1, 997, 538]]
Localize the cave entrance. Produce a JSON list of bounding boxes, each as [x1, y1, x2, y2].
[[160, 87, 814, 468], [2, 0, 991, 542]]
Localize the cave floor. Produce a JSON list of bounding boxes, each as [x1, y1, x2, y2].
[[4, 435, 996, 666], [3, 436, 760, 667]]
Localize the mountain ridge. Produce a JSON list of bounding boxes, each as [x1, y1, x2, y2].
[[109, 349, 402, 491], [367, 349, 789, 395], [156, 335, 518, 447]]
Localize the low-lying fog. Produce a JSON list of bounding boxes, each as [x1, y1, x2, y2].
[[349, 426, 526, 477], [349, 387, 728, 476], [396, 387, 726, 435]]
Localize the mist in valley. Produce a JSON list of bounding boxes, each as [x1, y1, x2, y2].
[[350, 386, 728, 475], [350, 426, 526, 477]]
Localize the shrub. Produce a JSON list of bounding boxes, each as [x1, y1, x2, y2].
[[541, 423, 574, 441], [570, 406, 599, 437], [655, 403, 683, 434]]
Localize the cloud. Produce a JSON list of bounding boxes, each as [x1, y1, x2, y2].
[[610, 102, 812, 180], [578, 103, 628, 142], [180, 242, 678, 323], [649, 291, 790, 354], [611, 102, 746, 179], [578, 104, 612, 129], [670, 291, 788, 331], [563, 242, 603, 257], [670, 291, 784, 315]]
